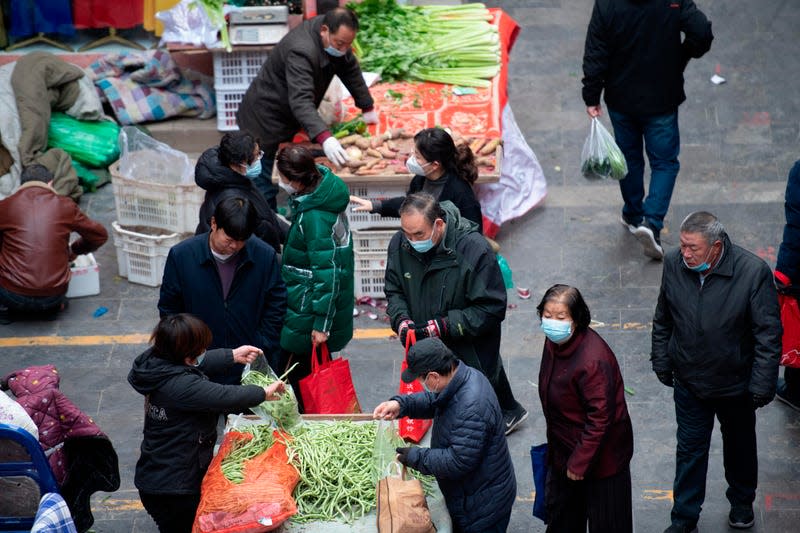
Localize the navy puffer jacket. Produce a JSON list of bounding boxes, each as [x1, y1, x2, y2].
[[393, 362, 516, 532]]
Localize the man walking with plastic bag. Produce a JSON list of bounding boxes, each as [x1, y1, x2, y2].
[[582, 0, 713, 260]]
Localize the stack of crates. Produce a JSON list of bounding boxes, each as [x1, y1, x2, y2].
[[347, 183, 406, 298], [213, 49, 270, 131], [110, 157, 201, 287]]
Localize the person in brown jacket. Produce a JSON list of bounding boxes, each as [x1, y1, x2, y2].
[[0, 164, 107, 323]]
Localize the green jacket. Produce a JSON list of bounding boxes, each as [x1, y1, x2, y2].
[[280, 166, 354, 354], [384, 202, 507, 385]]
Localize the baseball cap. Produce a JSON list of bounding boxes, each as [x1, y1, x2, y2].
[[401, 337, 457, 383]]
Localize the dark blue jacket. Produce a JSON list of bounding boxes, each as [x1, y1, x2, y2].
[[158, 233, 287, 380], [777, 160, 800, 283], [393, 362, 516, 532]]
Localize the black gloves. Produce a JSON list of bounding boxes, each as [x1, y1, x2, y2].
[[751, 393, 773, 409], [395, 446, 411, 466], [655, 371, 674, 387], [414, 318, 448, 340], [398, 319, 415, 346]]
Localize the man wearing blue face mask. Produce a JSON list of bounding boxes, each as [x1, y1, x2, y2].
[[651, 211, 781, 533], [384, 193, 528, 435], [237, 7, 377, 209], [195, 131, 286, 253]]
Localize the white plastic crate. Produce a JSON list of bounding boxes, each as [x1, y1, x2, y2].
[[354, 255, 387, 299], [352, 228, 399, 254], [111, 162, 204, 234], [346, 184, 406, 230], [112, 222, 182, 287], [213, 49, 269, 91], [66, 253, 100, 298], [216, 89, 244, 131]]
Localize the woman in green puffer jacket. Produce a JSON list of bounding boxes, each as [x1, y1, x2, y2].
[[275, 145, 354, 411]]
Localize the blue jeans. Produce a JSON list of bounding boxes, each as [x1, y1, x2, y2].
[[0, 285, 65, 314], [671, 380, 757, 527], [608, 109, 680, 231], [252, 154, 277, 210]]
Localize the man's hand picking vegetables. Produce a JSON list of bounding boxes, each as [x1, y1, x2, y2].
[[373, 399, 401, 420], [232, 345, 264, 365]]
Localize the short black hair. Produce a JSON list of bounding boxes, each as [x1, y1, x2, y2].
[[20, 164, 53, 184], [399, 193, 446, 225], [213, 195, 256, 241], [151, 314, 212, 364], [536, 284, 592, 331], [219, 131, 259, 167], [322, 7, 359, 33]]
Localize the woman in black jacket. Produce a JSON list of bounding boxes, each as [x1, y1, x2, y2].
[[349, 127, 484, 231], [128, 314, 285, 533], [195, 131, 286, 252]]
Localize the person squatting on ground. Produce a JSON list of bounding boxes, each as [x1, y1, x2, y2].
[[582, 0, 713, 259], [236, 7, 377, 208], [274, 144, 354, 412], [384, 193, 528, 434], [373, 337, 516, 533], [537, 284, 634, 533], [159, 196, 287, 383], [128, 314, 285, 533], [651, 211, 781, 532], [0, 164, 107, 324]]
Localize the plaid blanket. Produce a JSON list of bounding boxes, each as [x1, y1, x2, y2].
[[31, 493, 77, 533], [88, 49, 214, 125]]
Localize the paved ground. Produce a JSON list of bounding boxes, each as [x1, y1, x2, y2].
[[3, 0, 800, 531]]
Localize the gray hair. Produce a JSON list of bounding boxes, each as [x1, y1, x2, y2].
[[399, 192, 446, 225], [680, 211, 726, 244]]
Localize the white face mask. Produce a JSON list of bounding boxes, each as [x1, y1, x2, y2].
[[211, 249, 234, 262], [279, 180, 298, 195]]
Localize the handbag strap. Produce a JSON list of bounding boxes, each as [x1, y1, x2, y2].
[[311, 342, 331, 373], [403, 329, 416, 363]]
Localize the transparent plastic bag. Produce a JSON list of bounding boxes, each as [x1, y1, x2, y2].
[[581, 117, 628, 181], [373, 419, 404, 483], [241, 364, 302, 431], [118, 126, 193, 184]]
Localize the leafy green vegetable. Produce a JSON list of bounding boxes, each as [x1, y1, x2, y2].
[[581, 118, 628, 180], [331, 116, 368, 138], [196, 0, 231, 52]]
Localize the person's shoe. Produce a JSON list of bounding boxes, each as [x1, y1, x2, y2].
[[619, 214, 640, 233], [503, 404, 528, 435], [0, 304, 11, 325], [633, 221, 664, 260], [663, 524, 698, 533], [776, 378, 800, 412], [728, 505, 755, 529]]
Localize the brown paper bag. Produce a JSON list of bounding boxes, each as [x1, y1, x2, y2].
[[377, 463, 436, 533]]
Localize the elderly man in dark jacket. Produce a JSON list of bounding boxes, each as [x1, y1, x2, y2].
[[159, 196, 287, 383], [583, 0, 713, 259], [384, 193, 527, 434], [374, 338, 516, 533], [237, 7, 376, 207], [652, 211, 781, 533]]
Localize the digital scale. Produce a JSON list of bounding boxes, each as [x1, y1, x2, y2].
[[229, 6, 290, 46]]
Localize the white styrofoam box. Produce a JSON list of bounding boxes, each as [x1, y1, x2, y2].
[[66, 253, 100, 298], [213, 49, 269, 91], [110, 162, 204, 234], [216, 89, 244, 131], [112, 222, 182, 287], [352, 227, 399, 255], [346, 184, 406, 230]]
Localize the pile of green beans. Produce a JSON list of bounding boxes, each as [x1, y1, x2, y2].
[[220, 424, 275, 483], [284, 421, 378, 523], [241, 366, 301, 430]]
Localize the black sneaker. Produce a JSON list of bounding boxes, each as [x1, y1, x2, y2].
[[663, 524, 698, 533], [728, 505, 754, 529], [776, 378, 800, 412], [633, 221, 664, 260], [503, 404, 528, 435]]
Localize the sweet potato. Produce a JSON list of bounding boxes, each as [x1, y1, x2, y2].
[[366, 148, 383, 159], [479, 138, 501, 156]]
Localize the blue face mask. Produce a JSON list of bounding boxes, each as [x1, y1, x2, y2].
[[408, 224, 439, 253], [325, 45, 345, 58], [421, 374, 433, 393], [192, 352, 206, 367], [245, 159, 262, 178], [541, 318, 573, 344], [683, 247, 714, 273]]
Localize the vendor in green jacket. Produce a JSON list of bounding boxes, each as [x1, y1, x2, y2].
[[385, 193, 528, 434], [275, 144, 354, 412]]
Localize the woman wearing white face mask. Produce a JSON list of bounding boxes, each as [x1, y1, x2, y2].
[[274, 145, 354, 412], [349, 127, 484, 230], [536, 284, 634, 533], [195, 131, 286, 252]]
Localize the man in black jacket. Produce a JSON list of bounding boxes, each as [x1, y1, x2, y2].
[[373, 338, 516, 533], [237, 7, 376, 208], [651, 211, 781, 532], [582, 0, 713, 260]]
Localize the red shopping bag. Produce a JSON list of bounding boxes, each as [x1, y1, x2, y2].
[[398, 331, 432, 443], [779, 293, 800, 368], [298, 343, 361, 414]]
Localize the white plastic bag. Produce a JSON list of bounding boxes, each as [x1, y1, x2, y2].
[[580, 117, 628, 180], [118, 126, 193, 184], [0, 391, 38, 439], [157, 0, 224, 49]]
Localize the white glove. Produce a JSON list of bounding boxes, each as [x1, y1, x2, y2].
[[323, 137, 349, 167], [362, 110, 378, 124]]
